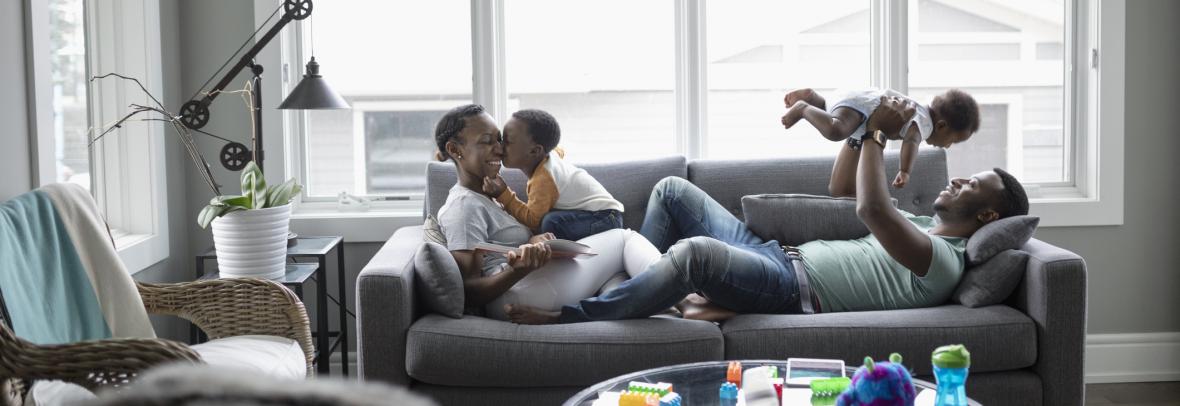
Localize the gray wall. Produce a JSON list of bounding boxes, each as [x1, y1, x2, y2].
[[1033, 0, 1180, 334], [0, 0, 1176, 346], [2, 1, 32, 200]]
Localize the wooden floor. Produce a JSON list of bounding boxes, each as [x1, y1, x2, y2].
[[1087, 382, 1180, 405]]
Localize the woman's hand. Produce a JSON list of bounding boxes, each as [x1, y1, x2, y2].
[[528, 232, 555, 245], [505, 242, 552, 274]]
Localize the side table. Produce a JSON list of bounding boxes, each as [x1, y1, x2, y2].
[[193, 236, 349, 376]]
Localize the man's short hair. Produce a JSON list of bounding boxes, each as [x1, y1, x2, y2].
[[993, 167, 1029, 218], [434, 104, 485, 160], [511, 109, 561, 153], [937, 89, 981, 134]]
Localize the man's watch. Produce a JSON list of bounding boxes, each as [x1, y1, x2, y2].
[[866, 130, 888, 148]]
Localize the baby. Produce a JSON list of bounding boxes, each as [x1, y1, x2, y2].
[[482, 109, 624, 241], [781, 88, 980, 189]]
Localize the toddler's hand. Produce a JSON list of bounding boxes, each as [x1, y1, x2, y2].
[[892, 171, 910, 189], [482, 175, 507, 197]]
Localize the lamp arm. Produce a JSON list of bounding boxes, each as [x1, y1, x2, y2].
[[179, 0, 311, 130]]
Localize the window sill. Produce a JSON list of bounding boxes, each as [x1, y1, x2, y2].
[[113, 231, 168, 275], [1029, 197, 1123, 227], [290, 203, 423, 243]]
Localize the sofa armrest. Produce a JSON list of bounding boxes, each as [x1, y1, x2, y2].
[[356, 225, 423, 386], [1010, 238, 1087, 406]]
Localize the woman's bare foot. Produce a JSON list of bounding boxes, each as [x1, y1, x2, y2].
[[677, 293, 738, 322], [504, 304, 560, 325]]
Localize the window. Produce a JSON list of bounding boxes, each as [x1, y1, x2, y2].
[[909, 0, 1066, 186], [284, 0, 1121, 228], [298, 0, 470, 199], [505, 0, 675, 163], [706, 0, 870, 159], [29, 0, 171, 272], [49, 0, 91, 189]]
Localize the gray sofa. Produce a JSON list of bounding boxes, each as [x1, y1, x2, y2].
[[358, 149, 1086, 406]]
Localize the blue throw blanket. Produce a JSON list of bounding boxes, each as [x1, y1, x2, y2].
[[0, 190, 110, 344]]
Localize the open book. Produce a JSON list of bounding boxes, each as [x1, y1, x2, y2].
[[474, 239, 597, 259]]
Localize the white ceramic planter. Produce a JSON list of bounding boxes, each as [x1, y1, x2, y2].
[[210, 204, 291, 280]]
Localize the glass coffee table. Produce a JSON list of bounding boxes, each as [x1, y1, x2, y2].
[[563, 360, 981, 406]]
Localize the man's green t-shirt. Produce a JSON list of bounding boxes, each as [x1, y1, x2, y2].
[[797, 213, 966, 313]]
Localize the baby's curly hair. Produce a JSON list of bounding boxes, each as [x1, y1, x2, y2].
[[934, 89, 981, 134]]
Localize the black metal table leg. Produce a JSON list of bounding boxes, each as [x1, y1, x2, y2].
[[337, 239, 348, 376], [315, 255, 329, 375]]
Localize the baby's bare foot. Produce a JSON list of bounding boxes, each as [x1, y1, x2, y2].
[[504, 304, 560, 325]]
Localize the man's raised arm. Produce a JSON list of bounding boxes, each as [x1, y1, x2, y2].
[[855, 97, 934, 277]]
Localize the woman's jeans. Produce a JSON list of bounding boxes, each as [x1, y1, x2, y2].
[[541, 209, 624, 242], [559, 177, 802, 323]]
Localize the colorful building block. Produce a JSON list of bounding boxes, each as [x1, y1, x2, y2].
[[726, 361, 743, 386], [658, 392, 682, 406], [619, 390, 659, 406], [627, 381, 674, 397]]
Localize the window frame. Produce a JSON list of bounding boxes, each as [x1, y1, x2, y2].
[[277, 0, 1123, 241], [25, 0, 170, 273]]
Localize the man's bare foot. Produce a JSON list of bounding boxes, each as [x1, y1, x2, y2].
[[504, 304, 560, 325], [677, 293, 738, 322]]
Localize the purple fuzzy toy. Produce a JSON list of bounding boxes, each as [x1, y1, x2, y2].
[[835, 353, 916, 406]]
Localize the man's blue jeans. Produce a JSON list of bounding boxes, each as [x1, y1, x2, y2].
[[541, 209, 623, 242], [558, 177, 802, 323]]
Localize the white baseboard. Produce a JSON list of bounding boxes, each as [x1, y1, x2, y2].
[[1086, 332, 1180, 383]]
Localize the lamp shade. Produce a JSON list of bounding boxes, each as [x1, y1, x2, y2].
[[278, 57, 349, 109]]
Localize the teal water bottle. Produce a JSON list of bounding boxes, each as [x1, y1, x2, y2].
[[932, 344, 970, 406]]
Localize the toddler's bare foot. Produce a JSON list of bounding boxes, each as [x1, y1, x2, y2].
[[504, 304, 560, 325], [677, 293, 738, 322]]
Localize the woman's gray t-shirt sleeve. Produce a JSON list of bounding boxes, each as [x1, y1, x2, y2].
[[439, 195, 489, 251]]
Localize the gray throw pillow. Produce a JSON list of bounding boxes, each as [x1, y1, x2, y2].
[[953, 249, 1029, 307], [741, 194, 895, 246], [423, 214, 447, 246], [966, 215, 1039, 266], [412, 242, 464, 318]]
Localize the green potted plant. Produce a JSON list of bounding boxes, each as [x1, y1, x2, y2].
[[198, 161, 301, 279]]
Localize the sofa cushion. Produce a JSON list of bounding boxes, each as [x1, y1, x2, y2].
[[688, 149, 947, 218], [954, 249, 1030, 308], [741, 194, 896, 246], [966, 215, 1039, 265], [721, 305, 1035, 375], [406, 314, 723, 387], [412, 242, 464, 318]]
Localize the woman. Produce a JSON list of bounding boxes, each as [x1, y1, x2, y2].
[[433, 104, 659, 322]]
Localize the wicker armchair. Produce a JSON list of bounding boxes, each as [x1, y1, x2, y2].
[[0, 278, 313, 405]]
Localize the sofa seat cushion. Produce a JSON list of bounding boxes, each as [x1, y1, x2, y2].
[[406, 314, 723, 387], [721, 305, 1035, 375]]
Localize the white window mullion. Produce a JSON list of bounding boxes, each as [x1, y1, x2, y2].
[[472, 0, 506, 123], [874, 0, 908, 91], [674, 0, 705, 159], [84, 0, 169, 272]]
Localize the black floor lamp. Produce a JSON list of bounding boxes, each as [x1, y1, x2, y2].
[[178, 0, 348, 173]]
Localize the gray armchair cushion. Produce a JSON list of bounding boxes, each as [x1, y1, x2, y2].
[[966, 215, 1039, 265], [412, 242, 464, 318], [741, 194, 894, 246], [954, 249, 1030, 307]]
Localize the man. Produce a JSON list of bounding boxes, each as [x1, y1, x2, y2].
[[504, 97, 1029, 324]]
